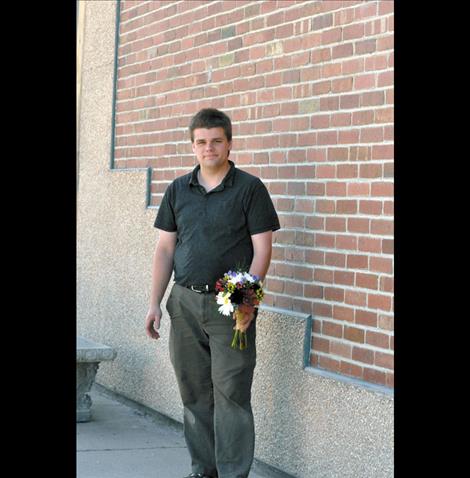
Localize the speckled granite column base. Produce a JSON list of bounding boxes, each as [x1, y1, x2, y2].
[[77, 336, 117, 422], [77, 362, 99, 422]]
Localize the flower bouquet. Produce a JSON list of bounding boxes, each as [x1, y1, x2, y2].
[[215, 270, 264, 350]]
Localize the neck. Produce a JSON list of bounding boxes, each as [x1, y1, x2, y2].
[[199, 161, 231, 183]]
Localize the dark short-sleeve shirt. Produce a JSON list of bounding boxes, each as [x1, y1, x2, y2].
[[154, 160, 280, 287]]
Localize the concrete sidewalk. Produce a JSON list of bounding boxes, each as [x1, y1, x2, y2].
[[77, 384, 290, 478]]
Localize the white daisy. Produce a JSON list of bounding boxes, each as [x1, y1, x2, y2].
[[216, 292, 234, 316]]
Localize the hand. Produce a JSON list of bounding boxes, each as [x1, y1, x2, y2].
[[234, 303, 256, 332], [145, 305, 162, 340]]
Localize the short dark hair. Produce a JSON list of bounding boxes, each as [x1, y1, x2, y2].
[[189, 108, 232, 142]]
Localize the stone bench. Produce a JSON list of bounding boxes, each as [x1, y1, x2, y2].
[[77, 336, 117, 422]]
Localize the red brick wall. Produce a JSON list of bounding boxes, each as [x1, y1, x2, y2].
[[114, 0, 394, 388]]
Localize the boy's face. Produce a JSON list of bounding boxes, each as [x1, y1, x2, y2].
[[192, 127, 232, 170]]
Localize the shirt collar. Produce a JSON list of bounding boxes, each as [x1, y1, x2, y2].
[[189, 160, 235, 188]]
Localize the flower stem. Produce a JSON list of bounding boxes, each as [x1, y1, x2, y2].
[[231, 329, 239, 348]]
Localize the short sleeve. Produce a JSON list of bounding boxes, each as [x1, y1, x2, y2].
[[245, 178, 280, 235], [154, 183, 177, 231]]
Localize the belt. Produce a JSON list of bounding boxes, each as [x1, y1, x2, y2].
[[184, 284, 214, 294]]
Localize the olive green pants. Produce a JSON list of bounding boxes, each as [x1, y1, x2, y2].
[[166, 283, 257, 478]]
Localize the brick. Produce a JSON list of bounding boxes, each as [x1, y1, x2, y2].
[[371, 182, 394, 197], [311, 115, 330, 129], [294, 265, 313, 281], [335, 235, 358, 251], [306, 217, 324, 232], [313, 302, 333, 318], [322, 62, 342, 78], [334, 270, 355, 286], [360, 164, 382, 178], [333, 305, 355, 322], [368, 293, 392, 312], [332, 43, 353, 59], [307, 183, 326, 195], [361, 91, 385, 106], [359, 200, 382, 215], [314, 268, 334, 283], [344, 290, 367, 306], [340, 361, 363, 379], [325, 252, 346, 267], [331, 112, 351, 127], [375, 351, 394, 370], [371, 219, 393, 235], [379, 0, 394, 15], [347, 254, 368, 269], [358, 237, 382, 253], [328, 147, 349, 161], [360, 127, 384, 143], [366, 331, 390, 349], [326, 217, 347, 232], [355, 38, 376, 55], [330, 341, 352, 359], [326, 181, 347, 196], [276, 23, 294, 39], [344, 326, 365, 343], [378, 71, 394, 87], [356, 272, 378, 290], [322, 27, 342, 44], [342, 57, 364, 74], [266, 278, 285, 294], [334, 7, 355, 25], [374, 106, 394, 123], [336, 200, 357, 214], [315, 233, 335, 248], [352, 110, 374, 126], [310, 353, 319, 367], [378, 315, 394, 331], [348, 183, 370, 196], [340, 93, 360, 109], [355, 309, 377, 327], [311, 47, 331, 64], [354, 73, 376, 90], [352, 346, 374, 365], [311, 13, 333, 31], [372, 145, 394, 160], [321, 96, 339, 111], [377, 35, 394, 52], [363, 368, 387, 386], [337, 164, 358, 178], [379, 276, 394, 293], [304, 284, 324, 299], [322, 320, 343, 338], [370, 258, 393, 276], [318, 355, 341, 373], [331, 77, 353, 93], [219, 52, 235, 67], [299, 99, 320, 114], [382, 239, 394, 255], [343, 23, 365, 40]]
